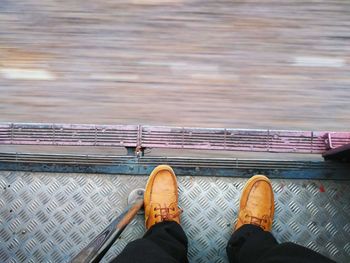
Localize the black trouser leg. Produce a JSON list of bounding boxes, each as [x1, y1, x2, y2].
[[226, 224, 335, 263], [112, 221, 188, 263]]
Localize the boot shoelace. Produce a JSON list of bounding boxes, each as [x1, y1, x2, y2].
[[154, 203, 182, 221], [244, 214, 269, 230]]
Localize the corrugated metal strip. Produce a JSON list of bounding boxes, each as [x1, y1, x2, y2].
[[1, 123, 350, 154], [1, 153, 349, 180]]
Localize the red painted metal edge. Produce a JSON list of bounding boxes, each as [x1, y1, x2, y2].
[[0, 123, 349, 154]]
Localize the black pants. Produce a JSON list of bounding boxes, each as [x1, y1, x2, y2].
[[112, 222, 335, 263]]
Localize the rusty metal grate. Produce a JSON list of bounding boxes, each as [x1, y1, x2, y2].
[[0, 123, 138, 147], [1, 123, 350, 154]]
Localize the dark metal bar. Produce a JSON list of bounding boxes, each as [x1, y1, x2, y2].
[[323, 143, 350, 163], [1, 153, 349, 180]]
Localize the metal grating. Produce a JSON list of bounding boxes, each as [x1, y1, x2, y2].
[[1, 123, 350, 154], [0, 171, 349, 263], [0, 123, 138, 147], [142, 127, 349, 153]]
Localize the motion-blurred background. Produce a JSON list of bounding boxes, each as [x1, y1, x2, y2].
[[0, 0, 349, 130]]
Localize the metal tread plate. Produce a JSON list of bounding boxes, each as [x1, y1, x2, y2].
[[0, 171, 349, 262]]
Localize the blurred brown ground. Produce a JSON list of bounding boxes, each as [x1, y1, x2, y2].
[[0, 0, 350, 131]]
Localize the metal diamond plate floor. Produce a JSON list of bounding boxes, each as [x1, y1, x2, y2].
[[1, 171, 349, 263]]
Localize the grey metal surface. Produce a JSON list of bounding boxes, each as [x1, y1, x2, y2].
[[0, 171, 349, 263]]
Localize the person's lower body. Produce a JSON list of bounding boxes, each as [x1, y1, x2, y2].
[[226, 224, 335, 263], [111, 166, 335, 263], [112, 221, 188, 263], [114, 222, 334, 263], [113, 165, 185, 263]]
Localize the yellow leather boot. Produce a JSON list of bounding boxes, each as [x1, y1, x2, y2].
[[235, 175, 275, 231], [144, 165, 181, 230]]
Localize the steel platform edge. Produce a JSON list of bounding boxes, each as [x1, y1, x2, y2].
[[0, 152, 349, 180]]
